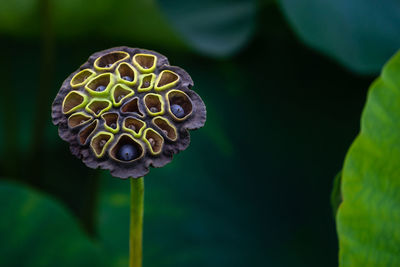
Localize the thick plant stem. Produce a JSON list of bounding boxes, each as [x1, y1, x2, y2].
[[29, 0, 54, 183], [130, 177, 144, 267]]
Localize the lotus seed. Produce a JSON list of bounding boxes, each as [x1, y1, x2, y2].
[[99, 139, 107, 147], [105, 64, 112, 68], [144, 81, 150, 87], [110, 123, 116, 129], [118, 144, 138, 161], [127, 124, 136, 131], [148, 138, 155, 147], [150, 107, 158, 113], [96, 85, 106, 92], [122, 76, 133, 82], [171, 104, 184, 118], [162, 130, 168, 136], [117, 95, 124, 101]]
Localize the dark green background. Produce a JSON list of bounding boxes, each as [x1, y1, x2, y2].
[[0, 1, 374, 266]]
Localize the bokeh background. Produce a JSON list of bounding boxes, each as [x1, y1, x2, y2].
[[1, 0, 397, 266]]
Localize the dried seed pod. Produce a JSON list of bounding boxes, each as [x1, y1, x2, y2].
[[52, 46, 206, 178]]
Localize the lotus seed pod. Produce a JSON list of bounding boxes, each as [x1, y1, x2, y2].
[[52, 47, 206, 178]]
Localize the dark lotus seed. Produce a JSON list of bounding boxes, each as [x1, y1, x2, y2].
[[96, 85, 106, 92], [171, 104, 185, 118], [105, 64, 112, 68], [122, 76, 133, 82], [148, 138, 155, 147], [117, 95, 124, 101], [118, 144, 138, 161], [99, 139, 107, 147], [150, 107, 158, 113], [110, 123, 116, 129], [80, 120, 86, 124]]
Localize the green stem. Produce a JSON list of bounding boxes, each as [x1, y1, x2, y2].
[[130, 177, 144, 267], [28, 0, 54, 183]]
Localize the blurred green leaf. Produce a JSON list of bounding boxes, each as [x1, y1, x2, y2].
[[0, 0, 185, 49], [278, 0, 400, 74], [0, 0, 37, 35], [0, 0, 257, 56], [337, 50, 400, 265], [53, 0, 185, 49], [0, 180, 102, 267], [157, 0, 256, 56], [330, 171, 342, 218]]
